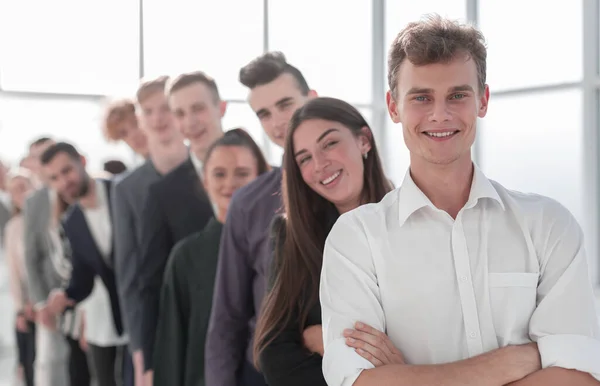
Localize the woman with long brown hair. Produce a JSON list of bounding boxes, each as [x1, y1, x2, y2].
[[254, 97, 400, 385]]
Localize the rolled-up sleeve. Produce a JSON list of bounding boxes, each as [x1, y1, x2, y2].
[[319, 212, 385, 386], [529, 205, 600, 380]]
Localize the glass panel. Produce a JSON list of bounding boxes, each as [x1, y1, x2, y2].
[[479, 0, 582, 91], [0, 1, 139, 95], [269, 0, 372, 104], [384, 118, 411, 187], [222, 102, 265, 149], [385, 0, 467, 91], [478, 89, 584, 226], [0, 95, 133, 172], [143, 0, 264, 100]]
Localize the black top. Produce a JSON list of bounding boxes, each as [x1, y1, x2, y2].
[[152, 218, 222, 386], [138, 157, 215, 369], [258, 215, 327, 386]]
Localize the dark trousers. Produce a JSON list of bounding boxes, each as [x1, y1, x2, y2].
[[66, 336, 91, 386], [87, 344, 133, 386], [239, 360, 268, 386], [15, 322, 36, 386]]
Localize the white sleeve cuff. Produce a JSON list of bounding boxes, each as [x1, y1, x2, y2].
[[538, 334, 600, 380], [323, 338, 374, 386]]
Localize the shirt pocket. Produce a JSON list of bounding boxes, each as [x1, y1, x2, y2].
[[488, 272, 539, 346]]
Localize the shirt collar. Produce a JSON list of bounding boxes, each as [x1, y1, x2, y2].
[[93, 179, 107, 209], [190, 152, 203, 178], [397, 163, 504, 227]]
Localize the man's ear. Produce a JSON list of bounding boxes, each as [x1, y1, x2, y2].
[[386, 90, 401, 124], [219, 100, 228, 117]]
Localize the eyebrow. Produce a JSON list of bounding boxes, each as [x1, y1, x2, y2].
[[294, 128, 339, 157], [275, 97, 294, 107], [406, 84, 475, 95], [256, 97, 295, 117]]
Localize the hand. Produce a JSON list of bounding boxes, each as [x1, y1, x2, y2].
[[37, 304, 56, 331], [79, 331, 88, 352], [16, 314, 28, 333], [302, 324, 324, 356], [23, 303, 36, 321], [47, 289, 75, 315], [133, 351, 145, 386], [144, 370, 153, 386], [344, 322, 404, 367]]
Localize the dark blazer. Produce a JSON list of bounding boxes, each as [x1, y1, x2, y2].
[[112, 160, 161, 351], [139, 157, 214, 369], [63, 179, 124, 335]]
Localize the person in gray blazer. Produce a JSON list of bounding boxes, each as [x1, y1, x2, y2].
[[0, 201, 10, 246], [111, 75, 188, 384], [0, 159, 12, 245], [23, 186, 76, 386], [20, 137, 74, 386]]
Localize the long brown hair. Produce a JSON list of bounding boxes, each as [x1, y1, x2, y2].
[[254, 97, 392, 366]]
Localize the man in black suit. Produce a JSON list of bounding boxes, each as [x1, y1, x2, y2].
[[42, 142, 133, 386], [138, 71, 226, 380]]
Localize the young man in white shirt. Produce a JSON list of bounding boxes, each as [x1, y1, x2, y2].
[[320, 15, 600, 386]]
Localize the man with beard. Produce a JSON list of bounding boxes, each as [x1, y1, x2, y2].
[[43, 142, 132, 386], [24, 137, 92, 386]]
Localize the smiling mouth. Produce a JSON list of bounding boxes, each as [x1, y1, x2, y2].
[[321, 170, 341, 185], [424, 130, 459, 138]]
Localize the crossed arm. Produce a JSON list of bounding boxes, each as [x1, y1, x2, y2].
[[320, 213, 600, 386]]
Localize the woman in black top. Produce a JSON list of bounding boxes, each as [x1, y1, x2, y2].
[[152, 128, 269, 386], [254, 98, 397, 386]]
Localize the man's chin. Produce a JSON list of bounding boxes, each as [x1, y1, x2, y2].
[[272, 138, 285, 148]]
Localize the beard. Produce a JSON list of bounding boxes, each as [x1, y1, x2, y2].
[[77, 174, 91, 198]]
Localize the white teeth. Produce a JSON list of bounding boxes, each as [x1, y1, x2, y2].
[[321, 171, 341, 185], [426, 131, 456, 138]]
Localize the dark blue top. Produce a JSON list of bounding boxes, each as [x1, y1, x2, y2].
[[205, 167, 283, 386]]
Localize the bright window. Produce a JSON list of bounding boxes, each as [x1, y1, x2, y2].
[[0, 1, 139, 96]]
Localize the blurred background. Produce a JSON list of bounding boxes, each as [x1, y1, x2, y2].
[[0, 0, 599, 383]]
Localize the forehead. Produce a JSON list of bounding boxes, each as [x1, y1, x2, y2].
[[139, 91, 167, 109], [396, 56, 479, 94], [293, 119, 348, 148], [46, 153, 75, 169], [248, 73, 303, 110], [169, 82, 215, 107], [207, 146, 253, 166]]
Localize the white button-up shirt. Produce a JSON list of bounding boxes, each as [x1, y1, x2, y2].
[[320, 165, 600, 386]]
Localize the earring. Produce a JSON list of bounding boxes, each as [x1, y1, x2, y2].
[[363, 152, 368, 160]]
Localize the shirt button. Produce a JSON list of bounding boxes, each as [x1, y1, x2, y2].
[[460, 275, 468, 282], [469, 331, 477, 338]]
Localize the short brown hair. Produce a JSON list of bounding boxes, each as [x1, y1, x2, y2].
[[166, 71, 221, 102], [136, 75, 169, 104], [102, 99, 137, 142], [388, 14, 487, 98], [239, 51, 310, 95]]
